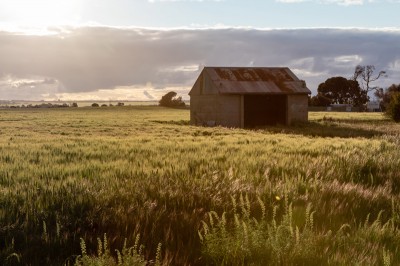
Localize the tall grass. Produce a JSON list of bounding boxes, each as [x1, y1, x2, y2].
[[0, 107, 400, 265], [199, 195, 400, 265], [74, 234, 161, 266]]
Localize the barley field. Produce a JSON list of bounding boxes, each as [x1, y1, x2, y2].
[[1, 106, 400, 265]]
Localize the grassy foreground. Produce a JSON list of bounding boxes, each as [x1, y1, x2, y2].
[[1, 106, 400, 265]]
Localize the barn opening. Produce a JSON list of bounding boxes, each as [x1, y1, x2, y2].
[[244, 95, 287, 127]]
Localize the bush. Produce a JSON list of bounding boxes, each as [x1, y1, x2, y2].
[[159, 91, 185, 108], [91, 103, 99, 107], [385, 92, 400, 122]]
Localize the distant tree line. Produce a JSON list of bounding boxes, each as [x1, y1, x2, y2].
[[91, 102, 124, 107], [0, 102, 78, 109], [1, 102, 129, 109]]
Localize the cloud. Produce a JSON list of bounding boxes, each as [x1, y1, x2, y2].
[[10, 77, 57, 88], [276, 0, 398, 4], [276, 0, 309, 3], [143, 90, 155, 100], [0, 26, 399, 100], [148, 0, 225, 2], [325, 0, 364, 5]]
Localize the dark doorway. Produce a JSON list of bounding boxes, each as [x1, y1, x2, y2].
[[244, 95, 287, 127]]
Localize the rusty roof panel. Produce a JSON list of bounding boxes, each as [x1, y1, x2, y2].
[[219, 81, 283, 94], [285, 81, 309, 93], [212, 67, 295, 82], [203, 67, 310, 95]]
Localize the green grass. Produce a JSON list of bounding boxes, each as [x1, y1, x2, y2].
[[1, 107, 400, 265]]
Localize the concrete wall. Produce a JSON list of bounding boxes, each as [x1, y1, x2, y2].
[[189, 70, 218, 96], [190, 76, 201, 96], [191, 94, 309, 127], [190, 94, 241, 127], [190, 71, 242, 127], [287, 94, 308, 124]]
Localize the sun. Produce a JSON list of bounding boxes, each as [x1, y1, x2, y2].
[[2, 0, 82, 27]]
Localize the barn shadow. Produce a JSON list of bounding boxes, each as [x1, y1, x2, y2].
[[318, 118, 389, 125], [151, 120, 191, 126], [255, 121, 383, 139], [151, 119, 383, 139]]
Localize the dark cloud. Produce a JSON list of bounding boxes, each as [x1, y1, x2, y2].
[[0, 27, 399, 100]]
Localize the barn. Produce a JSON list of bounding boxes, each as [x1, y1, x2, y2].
[[189, 67, 311, 128]]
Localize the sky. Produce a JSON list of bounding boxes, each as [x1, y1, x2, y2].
[[0, 0, 399, 101]]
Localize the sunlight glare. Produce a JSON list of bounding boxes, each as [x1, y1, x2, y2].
[[2, 0, 82, 27]]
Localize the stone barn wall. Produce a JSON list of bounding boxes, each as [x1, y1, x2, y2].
[[190, 94, 241, 127], [287, 94, 308, 125]]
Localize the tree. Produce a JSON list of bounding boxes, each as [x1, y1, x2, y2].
[[159, 91, 186, 108], [317, 76, 368, 107], [374, 84, 400, 111], [352, 65, 386, 93], [309, 94, 332, 107], [385, 92, 400, 122]]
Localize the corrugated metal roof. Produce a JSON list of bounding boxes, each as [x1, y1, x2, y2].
[[204, 67, 310, 95]]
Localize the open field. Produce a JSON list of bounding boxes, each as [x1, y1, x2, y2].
[[1, 107, 400, 265]]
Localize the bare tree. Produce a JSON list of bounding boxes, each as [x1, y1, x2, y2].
[[352, 65, 387, 93]]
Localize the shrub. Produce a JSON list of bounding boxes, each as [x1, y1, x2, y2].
[[91, 103, 99, 107], [385, 92, 400, 122], [159, 91, 185, 108]]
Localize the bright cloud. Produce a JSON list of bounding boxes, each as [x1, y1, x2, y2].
[[334, 55, 363, 64], [0, 0, 82, 27]]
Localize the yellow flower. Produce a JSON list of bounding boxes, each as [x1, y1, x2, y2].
[[275, 196, 281, 201]]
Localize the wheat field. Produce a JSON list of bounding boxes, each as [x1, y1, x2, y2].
[[1, 106, 400, 265]]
